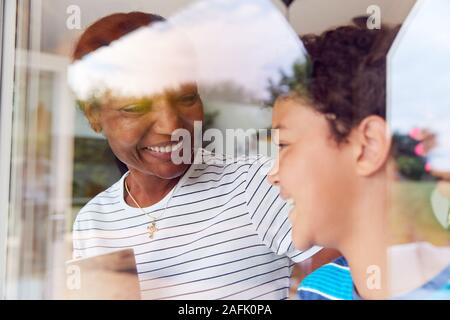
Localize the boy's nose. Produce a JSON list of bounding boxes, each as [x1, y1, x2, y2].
[[267, 158, 280, 186]]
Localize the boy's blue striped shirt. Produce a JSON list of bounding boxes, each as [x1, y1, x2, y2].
[[298, 256, 450, 300], [298, 256, 353, 300]]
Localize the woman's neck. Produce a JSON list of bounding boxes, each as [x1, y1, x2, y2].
[[338, 176, 389, 299], [124, 169, 183, 208]]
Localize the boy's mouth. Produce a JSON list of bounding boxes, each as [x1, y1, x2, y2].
[[286, 198, 297, 222]]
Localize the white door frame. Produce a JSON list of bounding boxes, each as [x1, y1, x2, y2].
[[0, 0, 74, 298], [0, 0, 17, 300]]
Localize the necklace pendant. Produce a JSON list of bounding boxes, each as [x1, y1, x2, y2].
[[147, 222, 158, 239]]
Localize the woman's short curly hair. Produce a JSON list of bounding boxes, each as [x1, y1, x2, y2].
[[70, 12, 165, 132], [72, 12, 165, 62], [300, 25, 400, 143]]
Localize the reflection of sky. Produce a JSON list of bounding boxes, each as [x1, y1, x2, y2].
[[171, 0, 306, 101], [389, 0, 450, 171], [67, 0, 305, 102]]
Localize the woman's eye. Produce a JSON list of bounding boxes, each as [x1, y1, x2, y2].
[[277, 143, 289, 150], [121, 103, 150, 114]]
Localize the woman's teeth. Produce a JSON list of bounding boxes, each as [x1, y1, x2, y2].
[[147, 141, 183, 153]]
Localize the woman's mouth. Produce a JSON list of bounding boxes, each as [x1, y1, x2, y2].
[[141, 141, 184, 161], [145, 141, 183, 153]]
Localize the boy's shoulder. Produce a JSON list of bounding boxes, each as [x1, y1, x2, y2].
[[298, 256, 354, 300]]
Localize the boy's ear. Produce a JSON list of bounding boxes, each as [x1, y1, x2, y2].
[[352, 116, 391, 176]]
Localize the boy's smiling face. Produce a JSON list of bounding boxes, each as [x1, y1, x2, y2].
[[269, 96, 359, 250]]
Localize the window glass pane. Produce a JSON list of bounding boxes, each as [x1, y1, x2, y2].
[[389, 0, 450, 245], [2, 0, 433, 300]]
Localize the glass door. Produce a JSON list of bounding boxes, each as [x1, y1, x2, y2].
[[1, 0, 75, 299], [0, 0, 17, 300]]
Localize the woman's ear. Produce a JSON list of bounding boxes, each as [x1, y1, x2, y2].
[[352, 116, 391, 176]]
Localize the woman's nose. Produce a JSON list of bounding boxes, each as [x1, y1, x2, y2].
[[152, 100, 183, 135]]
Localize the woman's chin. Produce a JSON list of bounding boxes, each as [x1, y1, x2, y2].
[[134, 162, 190, 180], [155, 163, 190, 180]]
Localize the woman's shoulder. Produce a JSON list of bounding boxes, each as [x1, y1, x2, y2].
[[191, 149, 270, 175], [75, 177, 124, 220]]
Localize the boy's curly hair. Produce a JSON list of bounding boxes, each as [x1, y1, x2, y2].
[[301, 25, 400, 143]]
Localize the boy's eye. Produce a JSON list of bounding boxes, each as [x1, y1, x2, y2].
[[178, 93, 199, 106]]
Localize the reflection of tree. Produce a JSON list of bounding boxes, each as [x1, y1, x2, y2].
[[263, 59, 433, 181], [203, 110, 219, 131], [265, 59, 312, 107], [392, 133, 432, 181], [72, 138, 121, 206], [200, 81, 259, 104]]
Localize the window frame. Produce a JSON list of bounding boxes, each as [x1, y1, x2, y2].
[[0, 0, 18, 300]]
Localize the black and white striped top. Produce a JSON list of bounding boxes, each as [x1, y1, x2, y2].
[[72, 149, 321, 300]]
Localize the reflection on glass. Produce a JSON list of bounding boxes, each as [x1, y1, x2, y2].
[[5, 0, 309, 300], [389, 0, 450, 241], [65, 0, 308, 300], [388, 0, 450, 298], [67, 0, 306, 109]]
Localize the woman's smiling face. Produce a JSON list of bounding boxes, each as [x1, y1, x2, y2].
[[98, 82, 204, 179], [269, 96, 357, 250]]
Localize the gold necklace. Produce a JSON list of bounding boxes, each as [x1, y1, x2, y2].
[[124, 177, 168, 239]]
